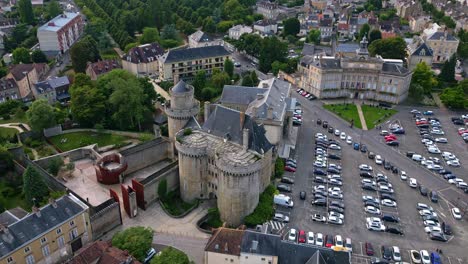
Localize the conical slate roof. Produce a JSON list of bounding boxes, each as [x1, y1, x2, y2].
[[171, 80, 191, 93]]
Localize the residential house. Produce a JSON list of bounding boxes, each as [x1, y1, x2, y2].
[[395, 0, 423, 19], [204, 227, 351, 264], [158, 45, 231, 81], [86, 59, 122, 80], [380, 22, 397, 39], [33, 76, 70, 104], [7, 63, 49, 101], [229, 25, 253, 40], [311, 0, 327, 10], [37, 12, 84, 53], [122, 42, 164, 77], [0, 195, 92, 264], [337, 23, 350, 38], [253, 20, 278, 36], [407, 40, 433, 71], [409, 16, 430, 32], [0, 78, 19, 103], [188, 30, 224, 48], [425, 31, 459, 63], [68, 241, 141, 264], [319, 18, 333, 41], [256, 0, 279, 20]]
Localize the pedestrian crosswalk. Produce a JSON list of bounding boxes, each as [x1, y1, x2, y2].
[[266, 220, 286, 232]]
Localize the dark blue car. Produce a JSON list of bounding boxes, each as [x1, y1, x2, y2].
[[430, 252, 441, 264], [353, 142, 360, 150]]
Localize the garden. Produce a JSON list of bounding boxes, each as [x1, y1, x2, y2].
[[360, 105, 398, 129], [48, 131, 132, 152], [323, 103, 363, 128], [158, 180, 198, 217]]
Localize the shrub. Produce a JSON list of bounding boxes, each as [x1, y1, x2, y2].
[[47, 157, 64, 176], [112, 227, 153, 262], [2, 114, 10, 120], [139, 133, 153, 142], [274, 158, 285, 178], [158, 179, 167, 200], [183, 128, 192, 136], [244, 185, 275, 226], [206, 208, 222, 228]]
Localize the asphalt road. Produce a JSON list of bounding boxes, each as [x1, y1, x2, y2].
[[279, 93, 468, 263]]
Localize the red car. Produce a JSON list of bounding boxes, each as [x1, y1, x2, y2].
[[384, 135, 397, 141], [365, 242, 374, 256], [385, 137, 397, 142], [298, 230, 306, 243], [458, 130, 468, 135], [325, 235, 334, 248], [285, 166, 296, 172], [416, 121, 428, 125]]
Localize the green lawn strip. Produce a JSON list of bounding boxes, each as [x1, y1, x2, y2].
[[0, 116, 28, 125], [48, 131, 130, 152], [361, 105, 397, 129], [323, 104, 363, 129], [0, 127, 18, 138]]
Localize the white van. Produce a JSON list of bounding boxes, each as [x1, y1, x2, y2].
[[274, 194, 294, 208], [412, 154, 423, 161]]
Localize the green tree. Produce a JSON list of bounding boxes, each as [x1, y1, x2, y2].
[[211, 69, 230, 90], [359, 23, 370, 40], [259, 37, 287, 73], [271, 60, 288, 75], [161, 24, 179, 40], [440, 86, 467, 109], [23, 165, 49, 207], [112, 227, 153, 262], [151, 247, 190, 264], [47, 157, 64, 176], [31, 49, 48, 63], [12, 47, 31, 64], [224, 58, 234, 78], [282, 17, 300, 37], [368, 37, 407, 60], [27, 99, 56, 131], [408, 83, 424, 102], [368, 29, 382, 44], [438, 54, 456, 83], [203, 17, 216, 33], [192, 70, 207, 99], [0, 146, 14, 173], [140, 27, 160, 44], [69, 74, 106, 127], [241, 75, 254, 86], [410, 62, 438, 94], [216, 21, 234, 33], [18, 0, 34, 24], [46, 0, 61, 19], [274, 157, 284, 178], [70, 36, 100, 73], [250, 71, 259, 86], [306, 29, 321, 44], [158, 179, 167, 200]]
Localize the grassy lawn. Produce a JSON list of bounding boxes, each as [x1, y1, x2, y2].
[[0, 116, 28, 125], [49, 131, 130, 152], [361, 105, 398, 129], [0, 127, 18, 138], [323, 104, 363, 129]]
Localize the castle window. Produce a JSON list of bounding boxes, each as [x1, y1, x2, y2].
[[24, 247, 31, 254], [69, 220, 75, 227], [7, 257, 13, 263], [40, 237, 47, 244]]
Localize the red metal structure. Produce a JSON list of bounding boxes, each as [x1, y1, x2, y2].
[[95, 153, 128, 184]]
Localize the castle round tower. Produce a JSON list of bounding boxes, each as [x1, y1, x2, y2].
[[164, 80, 199, 141]]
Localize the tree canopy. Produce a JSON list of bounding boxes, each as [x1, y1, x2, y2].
[[18, 0, 34, 24], [70, 36, 100, 73], [23, 165, 49, 207], [46, 1, 62, 19], [438, 54, 456, 83], [150, 247, 190, 264], [27, 100, 56, 131], [368, 37, 407, 60], [359, 23, 370, 41], [368, 29, 382, 44], [306, 29, 321, 44], [410, 62, 438, 96], [283, 17, 300, 37], [440, 79, 468, 109], [140, 27, 160, 44], [112, 226, 153, 262], [224, 58, 234, 78], [12, 47, 31, 64], [31, 50, 48, 63]]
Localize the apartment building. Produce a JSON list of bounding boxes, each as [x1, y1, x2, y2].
[[122, 42, 165, 77], [425, 31, 460, 63], [158, 46, 231, 81], [299, 37, 413, 104], [0, 195, 92, 264], [37, 12, 84, 53], [0, 78, 19, 103], [7, 63, 49, 101], [256, 0, 279, 20]]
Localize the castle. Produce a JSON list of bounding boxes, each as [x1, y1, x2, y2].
[[165, 81, 273, 227]]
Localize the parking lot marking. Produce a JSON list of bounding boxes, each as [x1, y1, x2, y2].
[[359, 241, 363, 255], [447, 256, 453, 264]]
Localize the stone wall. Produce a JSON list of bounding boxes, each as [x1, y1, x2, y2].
[[120, 138, 171, 175], [43, 125, 63, 137], [89, 199, 122, 239], [34, 146, 101, 169], [139, 161, 179, 206]]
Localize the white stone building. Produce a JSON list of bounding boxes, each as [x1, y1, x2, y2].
[[229, 25, 253, 40], [37, 12, 84, 53], [188, 30, 224, 48]]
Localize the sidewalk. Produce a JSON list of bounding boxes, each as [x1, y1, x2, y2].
[[355, 103, 368, 131]]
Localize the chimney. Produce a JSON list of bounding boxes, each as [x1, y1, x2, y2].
[[224, 242, 229, 252], [49, 198, 58, 208], [32, 206, 41, 217], [267, 106, 273, 119], [262, 82, 269, 88], [240, 111, 245, 129], [204, 101, 210, 123], [243, 129, 249, 151], [173, 74, 179, 85]]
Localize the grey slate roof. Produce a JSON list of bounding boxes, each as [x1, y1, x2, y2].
[[319, 58, 341, 69], [202, 105, 272, 154], [246, 78, 291, 122], [240, 230, 351, 264], [190, 30, 213, 43], [336, 43, 360, 53], [0, 195, 87, 258], [34, 76, 69, 94], [411, 42, 433, 56], [220, 85, 265, 106], [428, 31, 458, 41], [382, 62, 410, 76], [302, 43, 316, 56], [171, 80, 192, 94], [164, 46, 230, 64], [125, 42, 164, 64]]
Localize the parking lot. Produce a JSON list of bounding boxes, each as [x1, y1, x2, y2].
[[274, 95, 468, 263]]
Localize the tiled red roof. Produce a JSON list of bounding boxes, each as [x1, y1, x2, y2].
[[205, 227, 245, 256], [9, 63, 47, 80], [67, 241, 141, 264], [87, 59, 122, 76], [338, 23, 349, 30]]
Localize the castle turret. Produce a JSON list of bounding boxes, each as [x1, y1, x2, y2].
[[164, 80, 200, 141]]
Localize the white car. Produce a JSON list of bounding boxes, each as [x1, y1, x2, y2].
[[457, 182, 468, 189], [427, 164, 443, 171], [334, 129, 340, 136], [427, 146, 441, 154], [329, 164, 342, 170], [375, 155, 383, 165], [327, 174, 342, 180], [314, 185, 326, 191], [315, 233, 324, 246], [334, 235, 343, 247], [421, 138, 432, 144], [417, 203, 433, 211], [419, 209, 437, 217], [340, 132, 346, 140], [328, 187, 342, 193], [381, 199, 397, 207], [431, 130, 445, 135], [448, 178, 464, 185], [346, 136, 352, 144], [329, 211, 344, 220], [447, 159, 461, 167], [421, 160, 434, 166], [327, 215, 343, 225], [435, 138, 447, 143], [361, 179, 376, 186], [428, 157, 440, 164], [362, 195, 379, 203], [423, 220, 440, 227], [365, 205, 381, 215], [379, 185, 394, 193], [366, 217, 382, 224], [392, 246, 401, 262], [288, 228, 297, 242], [400, 171, 407, 181], [307, 232, 315, 244], [328, 191, 343, 199], [452, 207, 462, 220], [359, 164, 373, 171], [366, 221, 385, 231], [420, 250, 430, 264], [345, 238, 352, 252], [409, 178, 418, 188], [424, 226, 442, 233], [329, 144, 341, 150]]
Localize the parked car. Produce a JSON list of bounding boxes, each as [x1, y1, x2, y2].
[[312, 213, 326, 222], [385, 226, 404, 235], [298, 230, 306, 243], [281, 177, 295, 184], [381, 246, 392, 260], [410, 250, 422, 264], [365, 242, 374, 256], [277, 184, 292, 192], [273, 213, 290, 223]]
